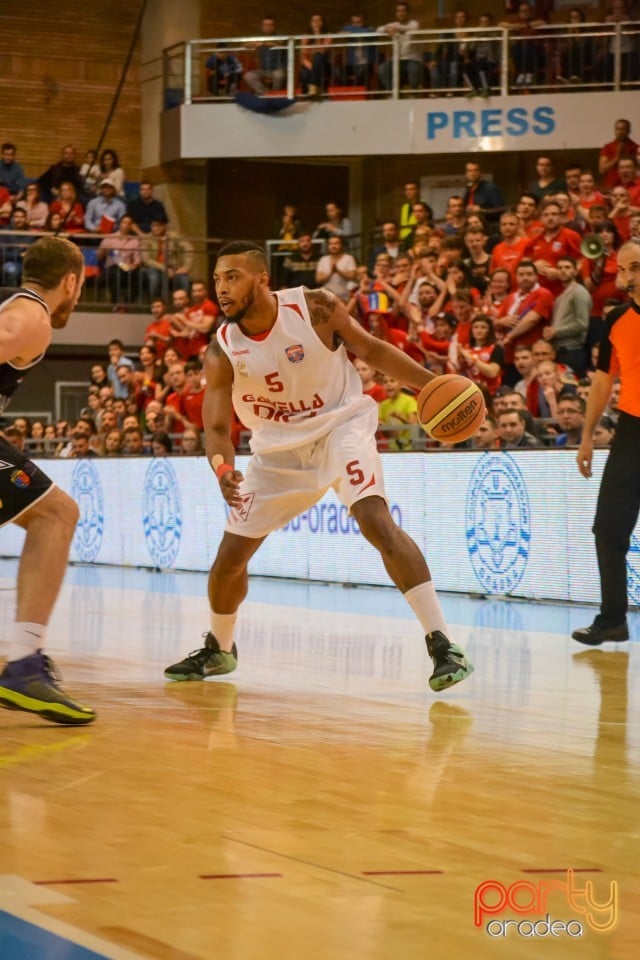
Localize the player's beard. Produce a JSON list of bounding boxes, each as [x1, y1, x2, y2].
[[50, 294, 76, 328], [224, 290, 254, 325]]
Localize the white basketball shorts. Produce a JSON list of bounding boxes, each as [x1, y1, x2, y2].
[[224, 400, 387, 539]]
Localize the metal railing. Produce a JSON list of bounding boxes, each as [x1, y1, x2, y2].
[[163, 21, 640, 106], [0, 231, 229, 309], [12, 422, 590, 458], [1, 233, 365, 308]]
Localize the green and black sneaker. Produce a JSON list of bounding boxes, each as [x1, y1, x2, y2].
[[164, 633, 238, 681], [426, 631, 474, 692]]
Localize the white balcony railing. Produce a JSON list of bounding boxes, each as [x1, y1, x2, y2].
[[162, 22, 640, 107]]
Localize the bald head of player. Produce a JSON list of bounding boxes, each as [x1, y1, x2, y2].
[[617, 239, 640, 304], [22, 235, 85, 328], [213, 240, 272, 328]]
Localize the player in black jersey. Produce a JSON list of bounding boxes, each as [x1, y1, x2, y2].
[[0, 236, 95, 724]]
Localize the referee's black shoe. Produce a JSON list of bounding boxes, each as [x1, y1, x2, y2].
[[571, 621, 629, 646]]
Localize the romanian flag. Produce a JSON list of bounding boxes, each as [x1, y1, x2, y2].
[[366, 291, 389, 313]]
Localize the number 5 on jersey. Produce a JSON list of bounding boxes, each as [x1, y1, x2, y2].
[[265, 372, 284, 392]]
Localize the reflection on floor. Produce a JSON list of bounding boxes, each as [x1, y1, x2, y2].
[[1, 559, 639, 959]]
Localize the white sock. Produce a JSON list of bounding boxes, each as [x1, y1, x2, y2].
[[210, 611, 237, 652], [404, 582, 449, 637], [7, 622, 46, 661]]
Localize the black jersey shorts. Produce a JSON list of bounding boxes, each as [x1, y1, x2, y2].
[[0, 435, 55, 527]]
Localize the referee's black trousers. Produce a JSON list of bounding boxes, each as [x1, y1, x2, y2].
[[593, 411, 640, 625]]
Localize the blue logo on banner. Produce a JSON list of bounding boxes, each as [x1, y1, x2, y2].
[[465, 453, 530, 594], [142, 459, 182, 568], [71, 461, 104, 562], [627, 534, 640, 604]]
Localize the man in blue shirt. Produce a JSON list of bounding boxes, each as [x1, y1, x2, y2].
[[0, 207, 35, 286], [106, 338, 135, 399], [340, 13, 376, 87], [0, 142, 26, 203], [84, 178, 126, 233], [244, 17, 288, 94], [463, 161, 506, 225], [554, 394, 585, 447]]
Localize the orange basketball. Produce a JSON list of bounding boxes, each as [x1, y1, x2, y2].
[[417, 375, 486, 443]]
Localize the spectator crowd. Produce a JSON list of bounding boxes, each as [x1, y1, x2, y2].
[[2, 110, 639, 458], [273, 124, 639, 453], [201, 1, 640, 101], [1, 142, 193, 307]]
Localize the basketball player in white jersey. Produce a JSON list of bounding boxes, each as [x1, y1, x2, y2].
[[0, 236, 95, 724], [165, 241, 473, 692]]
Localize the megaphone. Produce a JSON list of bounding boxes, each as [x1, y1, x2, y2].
[[581, 233, 605, 259]]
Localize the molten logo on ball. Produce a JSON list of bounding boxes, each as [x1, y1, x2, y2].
[[418, 375, 485, 443], [438, 396, 484, 433]]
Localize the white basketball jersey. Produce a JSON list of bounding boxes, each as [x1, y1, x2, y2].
[[217, 286, 371, 453]]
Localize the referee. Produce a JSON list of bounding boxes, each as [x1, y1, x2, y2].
[[574, 239, 640, 645]]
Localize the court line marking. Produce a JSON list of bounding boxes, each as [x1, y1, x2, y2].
[[362, 870, 444, 876], [221, 836, 404, 892], [199, 872, 283, 879], [521, 868, 603, 873], [49, 770, 105, 793], [34, 878, 119, 885]]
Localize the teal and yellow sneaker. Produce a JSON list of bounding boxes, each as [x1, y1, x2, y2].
[[164, 633, 238, 681], [426, 631, 474, 692], [0, 651, 95, 725]]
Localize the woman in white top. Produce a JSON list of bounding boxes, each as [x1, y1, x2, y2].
[[79, 149, 101, 197], [99, 149, 126, 198]]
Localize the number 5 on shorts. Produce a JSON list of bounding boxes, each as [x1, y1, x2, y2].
[[346, 460, 365, 486]]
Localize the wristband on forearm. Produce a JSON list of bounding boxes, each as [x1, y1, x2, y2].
[[215, 462, 233, 481]]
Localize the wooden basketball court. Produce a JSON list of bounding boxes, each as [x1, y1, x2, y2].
[[1, 561, 638, 959]]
